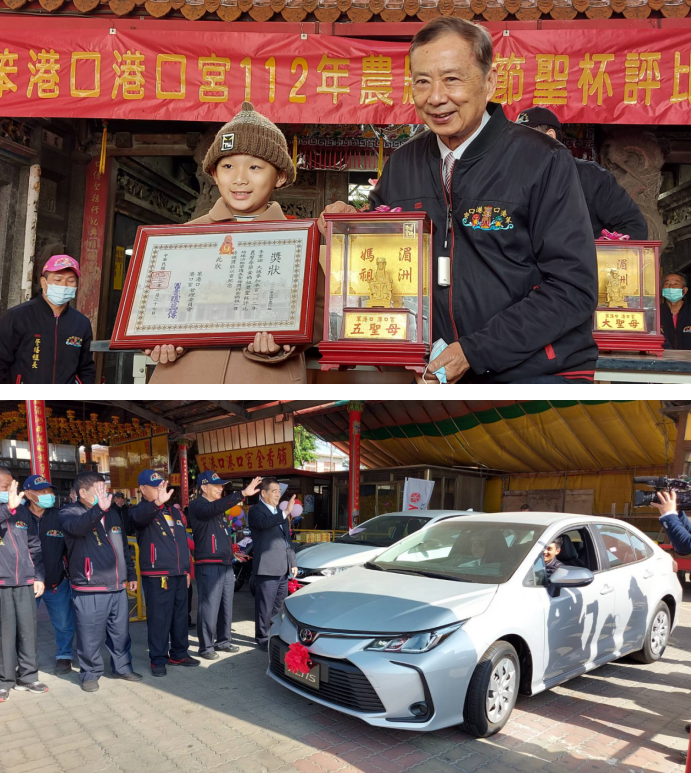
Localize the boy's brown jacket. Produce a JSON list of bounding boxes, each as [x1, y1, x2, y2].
[[149, 199, 324, 384]]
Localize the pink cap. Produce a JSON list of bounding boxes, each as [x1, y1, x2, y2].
[[42, 255, 81, 278]]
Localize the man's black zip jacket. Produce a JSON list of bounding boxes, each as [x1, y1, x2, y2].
[[369, 103, 599, 383], [0, 502, 45, 587], [661, 299, 691, 350], [574, 159, 648, 241], [0, 294, 96, 384], [28, 505, 68, 589], [188, 491, 244, 566], [130, 499, 191, 577], [60, 501, 136, 592]]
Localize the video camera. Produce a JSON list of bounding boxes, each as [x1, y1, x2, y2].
[[633, 475, 691, 509]]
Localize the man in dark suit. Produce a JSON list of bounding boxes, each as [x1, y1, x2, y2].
[[248, 478, 297, 652]]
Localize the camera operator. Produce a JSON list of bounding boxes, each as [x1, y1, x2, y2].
[[652, 490, 691, 555]]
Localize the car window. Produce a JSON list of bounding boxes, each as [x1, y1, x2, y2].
[[524, 554, 547, 588], [627, 529, 653, 561], [374, 521, 541, 583], [334, 515, 430, 548], [596, 524, 637, 568]]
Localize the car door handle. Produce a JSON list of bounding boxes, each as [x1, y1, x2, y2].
[[643, 570, 654, 579], [600, 585, 614, 595]]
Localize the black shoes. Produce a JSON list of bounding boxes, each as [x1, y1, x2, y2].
[[81, 680, 99, 692], [215, 644, 240, 653], [168, 657, 200, 667], [14, 682, 48, 694], [55, 660, 72, 675], [199, 651, 219, 660], [256, 642, 268, 652], [0, 689, 9, 702], [113, 671, 143, 682], [151, 664, 167, 677]]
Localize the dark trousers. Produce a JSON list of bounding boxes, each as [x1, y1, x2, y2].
[[196, 564, 234, 654], [188, 583, 194, 623], [254, 574, 289, 645], [72, 590, 133, 683], [142, 575, 189, 665], [0, 585, 38, 689]]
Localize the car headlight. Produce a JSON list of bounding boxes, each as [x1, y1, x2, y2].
[[320, 566, 350, 576], [364, 621, 464, 654]]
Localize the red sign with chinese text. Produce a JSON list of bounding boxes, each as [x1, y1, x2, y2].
[[2, 18, 691, 124], [77, 158, 109, 334], [196, 442, 294, 475], [26, 400, 51, 482]]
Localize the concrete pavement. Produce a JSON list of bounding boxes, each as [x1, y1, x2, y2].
[[1, 584, 689, 773]]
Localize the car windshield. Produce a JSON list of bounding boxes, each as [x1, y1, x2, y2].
[[372, 520, 541, 583], [334, 515, 431, 548]]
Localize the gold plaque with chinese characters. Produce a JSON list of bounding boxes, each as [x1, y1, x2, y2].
[[594, 310, 646, 333], [343, 310, 410, 340]]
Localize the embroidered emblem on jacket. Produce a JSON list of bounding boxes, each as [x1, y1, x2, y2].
[[462, 206, 514, 232], [46, 530, 64, 537], [176, 520, 183, 526], [684, 326, 691, 333], [14, 521, 28, 529], [66, 336, 83, 347], [111, 526, 122, 533]]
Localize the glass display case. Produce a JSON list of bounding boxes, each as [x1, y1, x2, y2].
[[319, 212, 433, 374], [593, 240, 665, 356]]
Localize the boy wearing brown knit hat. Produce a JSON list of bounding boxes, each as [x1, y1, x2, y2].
[[146, 103, 323, 385]]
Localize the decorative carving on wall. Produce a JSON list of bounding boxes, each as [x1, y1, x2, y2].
[[600, 129, 667, 252], [116, 167, 193, 221], [190, 128, 220, 221]]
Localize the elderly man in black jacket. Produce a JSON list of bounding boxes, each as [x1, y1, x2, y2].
[[188, 471, 262, 660], [60, 471, 141, 692], [248, 478, 298, 652], [320, 18, 598, 384]]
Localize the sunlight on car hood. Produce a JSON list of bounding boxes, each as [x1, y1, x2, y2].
[[286, 566, 498, 633]]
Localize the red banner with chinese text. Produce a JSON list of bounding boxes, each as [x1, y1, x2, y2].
[[1, 18, 691, 124]]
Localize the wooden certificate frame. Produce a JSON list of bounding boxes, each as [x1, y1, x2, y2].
[[110, 220, 320, 350]]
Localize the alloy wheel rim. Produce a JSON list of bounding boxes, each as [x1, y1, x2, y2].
[[486, 657, 516, 723], [650, 610, 669, 655]]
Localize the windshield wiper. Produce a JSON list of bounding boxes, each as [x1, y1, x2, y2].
[[384, 568, 464, 582], [335, 538, 383, 547], [363, 561, 385, 571]]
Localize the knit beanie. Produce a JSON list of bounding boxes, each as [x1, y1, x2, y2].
[[203, 102, 296, 186]]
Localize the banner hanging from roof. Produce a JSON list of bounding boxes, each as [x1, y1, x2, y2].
[[1, 20, 691, 124]]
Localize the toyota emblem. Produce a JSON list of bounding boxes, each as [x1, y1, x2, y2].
[[299, 627, 317, 644]]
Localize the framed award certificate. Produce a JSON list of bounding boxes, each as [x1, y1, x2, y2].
[[110, 220, 320, 350]]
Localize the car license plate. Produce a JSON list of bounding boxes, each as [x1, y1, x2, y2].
[[284, 657, 320, 689]]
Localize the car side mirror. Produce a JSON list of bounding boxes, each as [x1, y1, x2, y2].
[[548, 566, 594, 597], [242, 528, 251, 536]]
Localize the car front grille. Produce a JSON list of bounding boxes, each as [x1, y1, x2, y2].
[[270, 639, 385, 714]]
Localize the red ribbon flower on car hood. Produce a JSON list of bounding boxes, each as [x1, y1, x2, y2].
[[285, 642, 311, 674], [288, 578, 300, 594]]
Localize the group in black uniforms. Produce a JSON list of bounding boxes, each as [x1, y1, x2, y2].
[[0, 466, 286, 701]]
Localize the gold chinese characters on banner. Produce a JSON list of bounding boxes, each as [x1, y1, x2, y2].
[[343, 311, 409, 341], [196, 441, 294, 475]]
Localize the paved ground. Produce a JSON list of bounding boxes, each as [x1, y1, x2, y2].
[[2, 583, 689, 773]]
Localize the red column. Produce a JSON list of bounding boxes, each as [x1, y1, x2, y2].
[[84, 446, 93, 464], [26, 400, 51, 482], [348, 401, 363, 530], [178, 440, 190, 509]]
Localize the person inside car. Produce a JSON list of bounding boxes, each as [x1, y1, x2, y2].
[[543, 537, 564, 577]]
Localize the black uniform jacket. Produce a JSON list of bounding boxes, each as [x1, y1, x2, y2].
[[60, 501, 136, 592], [189, 492, 244, 566], [369, 103, 599, 382], [29, 506, 68, 589], [0, 502, 45, 587], [575, 159, 648, 241], [248, 500, 296, 577], [0, 294, 96, 384], [661, 299, 691, 350], [130, 500, 191, 577]]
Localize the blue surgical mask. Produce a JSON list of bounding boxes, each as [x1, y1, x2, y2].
[[45, 284, 77, 305], [662, 288, 685, 303], [37, 493, 56, 509], [424, 338, 449, 384], [0, 492, 8, 504]]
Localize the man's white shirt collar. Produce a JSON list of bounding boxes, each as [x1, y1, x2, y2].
[[437, 110, 491, 162]]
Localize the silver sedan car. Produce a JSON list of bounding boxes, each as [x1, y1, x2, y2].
[[268, 513, 681, 737]]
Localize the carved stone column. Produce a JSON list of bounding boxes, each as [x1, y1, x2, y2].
[[599, 129, 667, 252]]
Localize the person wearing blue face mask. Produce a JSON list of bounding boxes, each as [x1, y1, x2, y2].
[[660, 272, 691, 350], [0, 254, 96, 384], [23, 475, 75, 676]]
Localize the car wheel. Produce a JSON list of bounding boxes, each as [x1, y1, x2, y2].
[[461, 641, 520, 738], [631, 601, 670, 664]]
